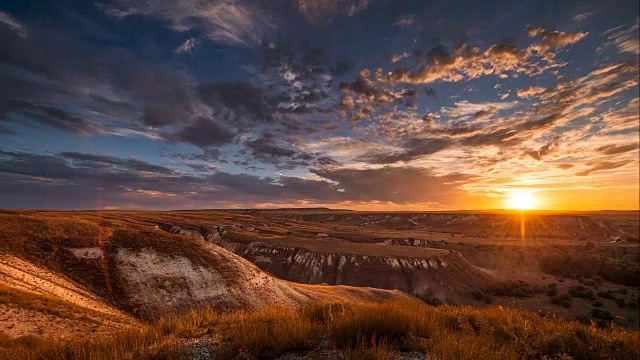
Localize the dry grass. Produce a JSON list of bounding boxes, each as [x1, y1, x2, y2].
[[2, 298, 636, 360], [222, 306, 321, 357], [343, 337, 400, 360], [0, 284, 81, 320]]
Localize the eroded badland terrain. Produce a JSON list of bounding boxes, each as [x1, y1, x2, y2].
[[0, 209, 638, 359]]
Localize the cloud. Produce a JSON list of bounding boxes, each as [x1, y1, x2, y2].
[[297, 0, 370, 24], [528, 27, 588, 53], [175, 37, 197, 53], [105, 0, 275, 46], [196, 81, 271, 126], [517, 86, 546, 99], [60, 152, 176, 174], [394, 14, 416, 27], [2, 101, 107, 135], [575, 160, 630, 176], [573, 12, 594, 23], [243, 132, 338, 169], [384, 28, 587, 86], [171, 117, 235, 148], [311, 166, 471, 204], [604, 22, 640, 55], [596, 143, 638, 155], [527, 137, 560, 160], [0, 10, 27, 38], [358, 138, 452, 164]]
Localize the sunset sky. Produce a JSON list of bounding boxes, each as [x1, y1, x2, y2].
[[0, 0, 638, 210]]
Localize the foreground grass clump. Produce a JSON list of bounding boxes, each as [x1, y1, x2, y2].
[[2, 299, 638, 360]]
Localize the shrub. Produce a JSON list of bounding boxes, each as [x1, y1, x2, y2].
[[597, 291, 616, 300], [568, 285, 595, 299], [591, 308, 613, 321], [417, 294, 443, 307], [575, 314, 591, 325], [539, 253, 640, 286], [615, 298, 626, 308], [627, 301, 638, 309], [482, 281, 542, 298], [551, 294, 572, 307], [592, 300, 603, 307]]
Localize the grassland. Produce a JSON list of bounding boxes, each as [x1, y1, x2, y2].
[[1, 298, 637, 360]]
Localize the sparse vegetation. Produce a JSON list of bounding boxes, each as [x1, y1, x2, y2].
[[1, 299, 637, 360], [0, 284, 80, 320], [597, 290, 617, 300], [568, 285, 595, 299], [615, 298, 627, 308], [470, 290, 492, 304], [482, 280, 542, 298], [551, 294, 573, 308], [591, 308, 613, 321], [540, 252, 640, 286]]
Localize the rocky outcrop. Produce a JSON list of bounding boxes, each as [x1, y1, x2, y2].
[[192, 226, 491, 299]]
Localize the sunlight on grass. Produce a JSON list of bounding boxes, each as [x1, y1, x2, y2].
[[2, 298, 637, 360]]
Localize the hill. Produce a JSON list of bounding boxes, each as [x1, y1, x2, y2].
[[0, 211, 405, 341]]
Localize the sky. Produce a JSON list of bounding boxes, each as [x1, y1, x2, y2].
[[0, 0, 638, 211]]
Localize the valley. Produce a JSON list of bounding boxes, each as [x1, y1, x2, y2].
[[0, 209, 638, 359]]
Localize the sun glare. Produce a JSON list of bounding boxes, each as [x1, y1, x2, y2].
[[507, 190, 536, 210]]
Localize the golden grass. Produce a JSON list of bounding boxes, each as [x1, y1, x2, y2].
[[2, 298, 637, 360], [222, 305, 321, 357], [0, 284, 81, 320]]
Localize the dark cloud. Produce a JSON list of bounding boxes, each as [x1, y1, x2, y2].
[[557, 163, 574, 170], [1, 101, 105, 135], [245, 132, 298, 159], [242, 132, 337, 169], [311, 166, 471, 203], [196, 82, 271, 126], [575, 161, 630, 176], [527, 137, 560, 161], [359, 138, 452, 164], [0, 22, 195, 136], [171, 118, 235, 148], [596, 143, 638, 155], [169, 149, 223, 162], [60, 152, 175, 174]]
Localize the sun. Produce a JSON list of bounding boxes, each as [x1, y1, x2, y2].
[[507, 190, 536, 210]]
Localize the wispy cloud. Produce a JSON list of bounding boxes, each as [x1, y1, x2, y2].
[[393, 14, 415, 27], [175, 37, 197, 53], [104, 0, 275, 46], [605, 21, 640, 54], [0, 10, 27, 38], [297, 0, 370, 24]]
